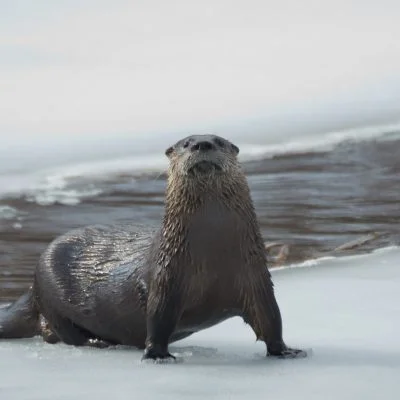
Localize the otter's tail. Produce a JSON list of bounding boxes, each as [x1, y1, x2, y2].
[[0, 287, 40, 338]]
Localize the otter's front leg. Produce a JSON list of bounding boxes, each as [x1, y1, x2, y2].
[[241, 266, 307, 359], [142, 272, 183, 362]]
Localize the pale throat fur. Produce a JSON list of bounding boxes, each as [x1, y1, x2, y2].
[[156, 153, 268, 279]]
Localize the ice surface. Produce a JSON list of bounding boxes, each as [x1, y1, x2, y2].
[[1, 247, 399, 400]]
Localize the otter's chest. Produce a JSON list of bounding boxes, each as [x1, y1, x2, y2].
[[185, 201, 248, 272], [178, 201, 251, 311]]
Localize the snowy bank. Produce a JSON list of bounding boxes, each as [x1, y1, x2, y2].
[[1, 247, 399, 400]]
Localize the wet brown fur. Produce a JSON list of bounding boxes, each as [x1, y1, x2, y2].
[[143, 136, 291, 358]]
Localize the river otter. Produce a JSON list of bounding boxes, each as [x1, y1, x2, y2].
[[0, 134, 306, 361]]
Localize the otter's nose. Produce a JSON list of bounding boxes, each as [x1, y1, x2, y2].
[[190, 140, 215, 152]]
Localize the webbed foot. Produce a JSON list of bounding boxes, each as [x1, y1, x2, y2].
[[268, 347, 308, 359], [267, 342, 308, 359], [86, 338, 112, 349], [141, 344, 176, 363]]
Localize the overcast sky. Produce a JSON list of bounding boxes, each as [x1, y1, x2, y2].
[[1, 0, 400, 137]]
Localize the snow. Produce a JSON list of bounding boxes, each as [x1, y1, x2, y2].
[[1, 247, 399, 400]]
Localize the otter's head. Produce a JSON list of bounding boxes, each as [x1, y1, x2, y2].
[[161, 135, 260, 259], [165, 135, 240, 182]]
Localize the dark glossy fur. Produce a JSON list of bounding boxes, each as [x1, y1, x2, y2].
[[0, 134, 305, 361]]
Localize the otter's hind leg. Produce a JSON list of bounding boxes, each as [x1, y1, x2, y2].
[[45, 313, 114, 348], [46, 313, 88, 346], [41, 319, 61, 344], [240, 268, 307, 359]]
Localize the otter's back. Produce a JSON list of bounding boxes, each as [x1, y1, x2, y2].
[[36, 224, 156, 310]]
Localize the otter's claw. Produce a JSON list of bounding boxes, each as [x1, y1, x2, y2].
[[268, 347, 308, 359], [86, 338, 112, 349], [141, 346, 176, 363]]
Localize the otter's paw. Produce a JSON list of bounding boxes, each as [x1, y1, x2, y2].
[[42, 330, 60, 344], [86, 338, 112, 349], [268, 347, 308, 359], [141, 345, 177, 363]]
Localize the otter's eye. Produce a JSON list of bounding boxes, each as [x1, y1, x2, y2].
[[183, 140, 190, 148], [232, 144, 239, 155], [165, 146, 174, 157], [214, 138, 225, 148]]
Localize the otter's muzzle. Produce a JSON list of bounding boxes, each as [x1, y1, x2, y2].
[[190, 140, 215, 153], [187, 140, 222, 174]]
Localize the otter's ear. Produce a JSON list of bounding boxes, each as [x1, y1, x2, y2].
[[232, 144, 240, 155], [165, 146, 174, 158]]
